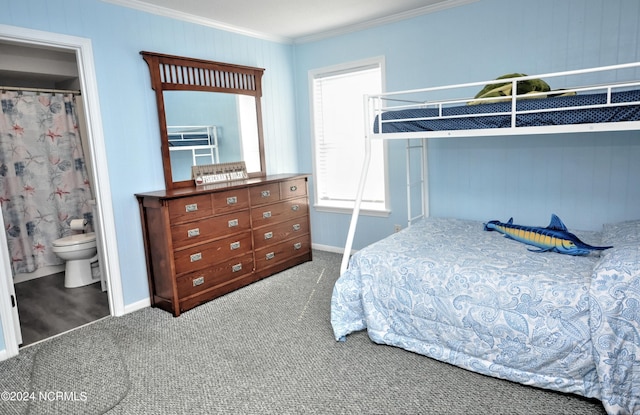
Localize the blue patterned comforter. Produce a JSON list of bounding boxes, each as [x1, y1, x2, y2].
[[331, 217, 640, 414]]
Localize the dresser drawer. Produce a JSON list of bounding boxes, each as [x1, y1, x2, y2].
[[280, 178, 307, 200], [213, 188, 250, 214], [168, 194, 213, 223], [251, 197, 308, 228], [255, 235, 311, 270], [176, 253, 254, 299], [174, 231, 253, 275], [171, 210, 251, 250], [249, 182, 280, 206], [253, 216, 310, 250]]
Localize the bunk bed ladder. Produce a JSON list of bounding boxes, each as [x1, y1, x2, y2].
[[406, 138, 429, 227], [192, 142, 220, 166], [193, 126, 220, 165]]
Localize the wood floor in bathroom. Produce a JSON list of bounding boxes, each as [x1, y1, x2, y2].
[[14, 272, 110, 347]]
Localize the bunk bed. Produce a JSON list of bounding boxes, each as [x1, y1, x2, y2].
[[167, 125, 219, 166], [331, 62, 640, 415]]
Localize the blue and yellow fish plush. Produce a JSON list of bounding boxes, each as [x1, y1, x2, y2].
[[484, 214, 612, 256]]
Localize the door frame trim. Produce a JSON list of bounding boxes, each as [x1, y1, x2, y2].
[[0, 24, 124, 359]]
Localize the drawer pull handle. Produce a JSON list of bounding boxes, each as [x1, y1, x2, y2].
[[227, 196, 237, 205], [185, 203, 198, 212], [292, 224, 301, 231], [187, 228, 200, 238], [230, 241, 241, 250], [261, 190, 271, 198], [290, 185, 297, 192], [264, 231, 273, 240], [294, 242, 302, 250], [190, 252, 202, 262], [232, 263, 242, 272], [292, 204, 300, 211], [228, 219, 239, 227], [266, 252, 275, 260], [263, 211, 272, 219], [192, 276, 204, 287]]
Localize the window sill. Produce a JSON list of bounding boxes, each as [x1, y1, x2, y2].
[[313, 203, 390, 218]]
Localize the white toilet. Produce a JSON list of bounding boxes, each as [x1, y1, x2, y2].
[[52, 232, 99, 288]]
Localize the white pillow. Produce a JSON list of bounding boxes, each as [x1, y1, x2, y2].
[[601, 220, 640, 247]]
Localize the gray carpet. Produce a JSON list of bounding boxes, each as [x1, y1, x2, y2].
[[28, 330, 129, 414], [0, 250, 606, 414]]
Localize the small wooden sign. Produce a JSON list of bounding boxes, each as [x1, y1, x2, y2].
[[192, 161, 248, 185]]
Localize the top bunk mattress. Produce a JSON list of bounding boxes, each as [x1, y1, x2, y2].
[[168, 134, 211, 147], [374, 89, 640, 133]]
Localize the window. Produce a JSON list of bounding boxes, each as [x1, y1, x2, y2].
[[310, 58, 387, 214]]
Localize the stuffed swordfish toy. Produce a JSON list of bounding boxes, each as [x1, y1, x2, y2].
[[484, 214, 612, 256]]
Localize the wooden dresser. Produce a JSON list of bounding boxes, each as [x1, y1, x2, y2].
[[136, 174, 312, 316]]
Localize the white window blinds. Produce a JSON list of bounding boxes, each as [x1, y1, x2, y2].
[[311, 61, 386, 212]]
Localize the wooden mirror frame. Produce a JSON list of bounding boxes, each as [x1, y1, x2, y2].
[[141, 51, 266, 190]]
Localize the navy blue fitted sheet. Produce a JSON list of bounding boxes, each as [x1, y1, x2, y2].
[[168, 133, 210, 146], [374, 89, 640, 133]]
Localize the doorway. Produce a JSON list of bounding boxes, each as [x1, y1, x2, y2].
[[0, 25, 124, 359]]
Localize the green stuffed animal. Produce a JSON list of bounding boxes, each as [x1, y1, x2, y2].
[[471, 73, 551, 104]]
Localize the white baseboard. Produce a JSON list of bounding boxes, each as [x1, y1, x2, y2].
[[312, 243, 357, 255], [0, 347, 11, 362], [123, 297, 151, 315], [14, 265, 65, 284], [312, 243, 343, 254]]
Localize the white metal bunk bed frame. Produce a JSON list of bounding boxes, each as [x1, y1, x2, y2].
[[167, 125, 220, 166], [340, 61, 640, 274]]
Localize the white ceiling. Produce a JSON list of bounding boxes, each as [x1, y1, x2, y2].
[[104, 0, 476, 43]]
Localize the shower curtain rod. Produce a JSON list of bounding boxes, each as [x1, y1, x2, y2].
[[0, 85, 81, 95]]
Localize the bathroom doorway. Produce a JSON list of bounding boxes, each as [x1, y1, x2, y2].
[[0, 25, 124, 358], [0, 42, 109, 347]]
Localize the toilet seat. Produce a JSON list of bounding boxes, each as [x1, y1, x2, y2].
[[52, 232, 97, 251]]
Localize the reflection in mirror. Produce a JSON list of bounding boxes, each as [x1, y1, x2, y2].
[[164, 91, 261, 182], [141, 51, 266, 190]]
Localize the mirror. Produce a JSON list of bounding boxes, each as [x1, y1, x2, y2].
[[164, 91, 261, 182], [141, 51, 266, 190]]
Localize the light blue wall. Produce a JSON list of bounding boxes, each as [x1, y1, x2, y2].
[[294, 0, 640, 250], [0, 0, 297, 352]]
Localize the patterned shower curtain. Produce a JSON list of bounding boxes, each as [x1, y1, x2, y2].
[[0, 91, 94, 275]]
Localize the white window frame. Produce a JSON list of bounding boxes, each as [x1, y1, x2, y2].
[[309, 56, 389, 217]]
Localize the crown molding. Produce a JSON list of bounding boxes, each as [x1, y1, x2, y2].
[[101, 0, 293, 43], [294, 0, 479, 44], [102, 0, 478, 45]]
